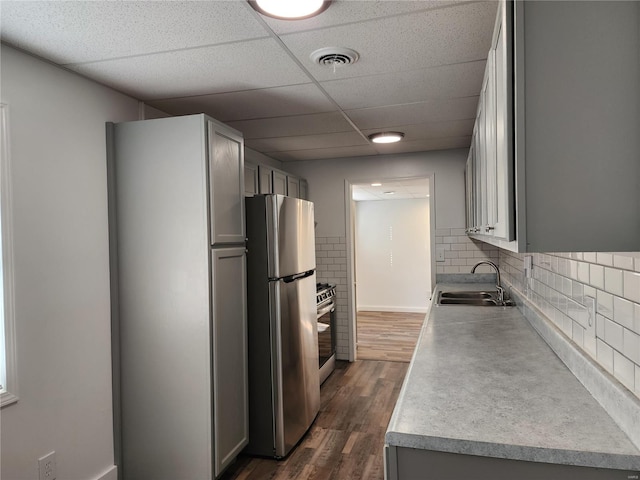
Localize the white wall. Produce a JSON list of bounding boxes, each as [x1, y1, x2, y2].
[[0, 46, 139, 480], [285, 149, 466, 238], [356, 199, 431, 313]]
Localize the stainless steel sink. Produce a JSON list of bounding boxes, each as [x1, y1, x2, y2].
[[440, 291, 494, 299], [436, 290, 514, 307]]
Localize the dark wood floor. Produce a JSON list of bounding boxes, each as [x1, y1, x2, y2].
[[356, 311, 425, 363], [220, 359, 408, 480]]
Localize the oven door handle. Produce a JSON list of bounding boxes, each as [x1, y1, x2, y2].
[[317, 303, 335, 318]]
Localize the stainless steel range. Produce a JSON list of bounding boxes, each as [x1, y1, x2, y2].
[[316, 283, 336, 384]]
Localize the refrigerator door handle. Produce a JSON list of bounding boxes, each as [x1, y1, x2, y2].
[[280, 269, 315, 283]]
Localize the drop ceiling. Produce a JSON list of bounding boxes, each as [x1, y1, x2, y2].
[[0, 0, 497, 163]]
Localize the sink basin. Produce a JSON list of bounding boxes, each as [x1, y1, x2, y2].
[[436, 290, 514, 307], [438, 297, 501, 306], [440, 291, 494, 299]]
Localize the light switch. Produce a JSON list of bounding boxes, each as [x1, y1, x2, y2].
[[436, 248, 445, 262]]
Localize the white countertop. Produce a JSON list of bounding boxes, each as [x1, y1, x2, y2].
[[385, 283, 640, 471]]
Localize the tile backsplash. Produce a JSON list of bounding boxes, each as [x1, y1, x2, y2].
[[315, 236, 349, 360], [499, 250, 640, 398], [435, 228, 499, 274]]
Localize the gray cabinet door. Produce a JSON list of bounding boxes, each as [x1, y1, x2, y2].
[[208, 121, 245, 245], [244, 162, 258, 197], [258, 165, 273, 194], [287, 176, 300, 198], [272, 169, 287, 195], [211, 247, 248, 477], [300, 179, 308, 200]]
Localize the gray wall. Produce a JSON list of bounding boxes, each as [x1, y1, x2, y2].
[[285, 149, 467, 238], [0, 45, 139, 480]]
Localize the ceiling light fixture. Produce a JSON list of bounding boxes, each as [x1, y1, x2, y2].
[[249, 0, 331, 20], [383, 191, 396, 195], [371, 183, 382, 187], [368, 132, 405, 144]]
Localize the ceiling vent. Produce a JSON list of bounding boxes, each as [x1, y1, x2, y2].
[[310, 47, 359, 66]]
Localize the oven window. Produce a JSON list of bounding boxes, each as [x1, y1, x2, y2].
[[317, 310, 333, 367]]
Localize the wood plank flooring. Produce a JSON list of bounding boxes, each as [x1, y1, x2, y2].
[[220, 360, 408, 480], [356, 311, 425, 363]]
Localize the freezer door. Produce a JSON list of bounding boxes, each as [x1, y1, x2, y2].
[[270, 272, 320, 458], [266, 195, 316, 279]]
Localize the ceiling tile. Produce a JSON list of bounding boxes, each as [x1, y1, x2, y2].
[[227, 112, 354, 139], [247, 132, 368, 152], [279, 2, 497, 82], [271, 145, 379, 162], [347, 96, 479, 130], [67, 38, 311, 100], [260, 1, 459, 35], [0, 1, 269, 64], [320, 61, 486, 110], [149, 83, 336, 122]]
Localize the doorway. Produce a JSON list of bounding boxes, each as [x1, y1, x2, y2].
[[345, 176, 435, 362]]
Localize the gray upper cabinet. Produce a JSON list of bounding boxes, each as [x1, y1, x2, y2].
[[258, 165, 273, 194], [272, 169, 287, 195], [244, 162, 258, 197], [468, 0, 639, 252], [208, 121, 245, 245], [287, 175, 300, 199], [256, 162, 308, 199], [300, 179, 309, 200]]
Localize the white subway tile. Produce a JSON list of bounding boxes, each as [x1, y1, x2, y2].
[[596, 252, 614, 267], [636, 365, 640, 395], [597, 290, 614, 319], [590, 264, 605, 289], [623, 271, 640, 304], [435, 228, 451, 236], [614, 297, 635, 330], [596, 339, 614, 373], [613, 350, 635, 391], [622, 328, 640, 364], [604, 318, 624, 351], [580, 262, 592, 283], [451, 244, 467, 251], [572, 322, 585, 347], [583, 252, 597, 263], [635, 303, 640, 335], [316, 237, 327, 244], [451, 228, 466, 236], [613, 254, 635, 271], [604, 267, 624, 296], [596, 313, 607, 339]]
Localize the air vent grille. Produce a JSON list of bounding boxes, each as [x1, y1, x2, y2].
[[310, 47, 359, 67]]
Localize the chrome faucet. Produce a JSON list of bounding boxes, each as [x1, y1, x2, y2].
[[471, 261, 505, 304]]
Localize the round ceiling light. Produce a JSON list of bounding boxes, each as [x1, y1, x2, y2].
[[368, 132, 405, 144], [249, 0, 331, 20]]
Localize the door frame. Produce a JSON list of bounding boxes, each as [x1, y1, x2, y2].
[[344, 174, 436, 362]]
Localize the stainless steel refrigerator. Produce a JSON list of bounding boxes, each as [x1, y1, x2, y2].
[[245, 194, 320, 458]]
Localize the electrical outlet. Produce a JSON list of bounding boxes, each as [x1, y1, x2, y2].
[[436, 247, 445, 262], [38, 452, 56, 480]]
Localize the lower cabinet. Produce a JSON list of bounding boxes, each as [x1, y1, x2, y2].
[[211, 247, 249, 476], [385, 447, 636, 480]]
